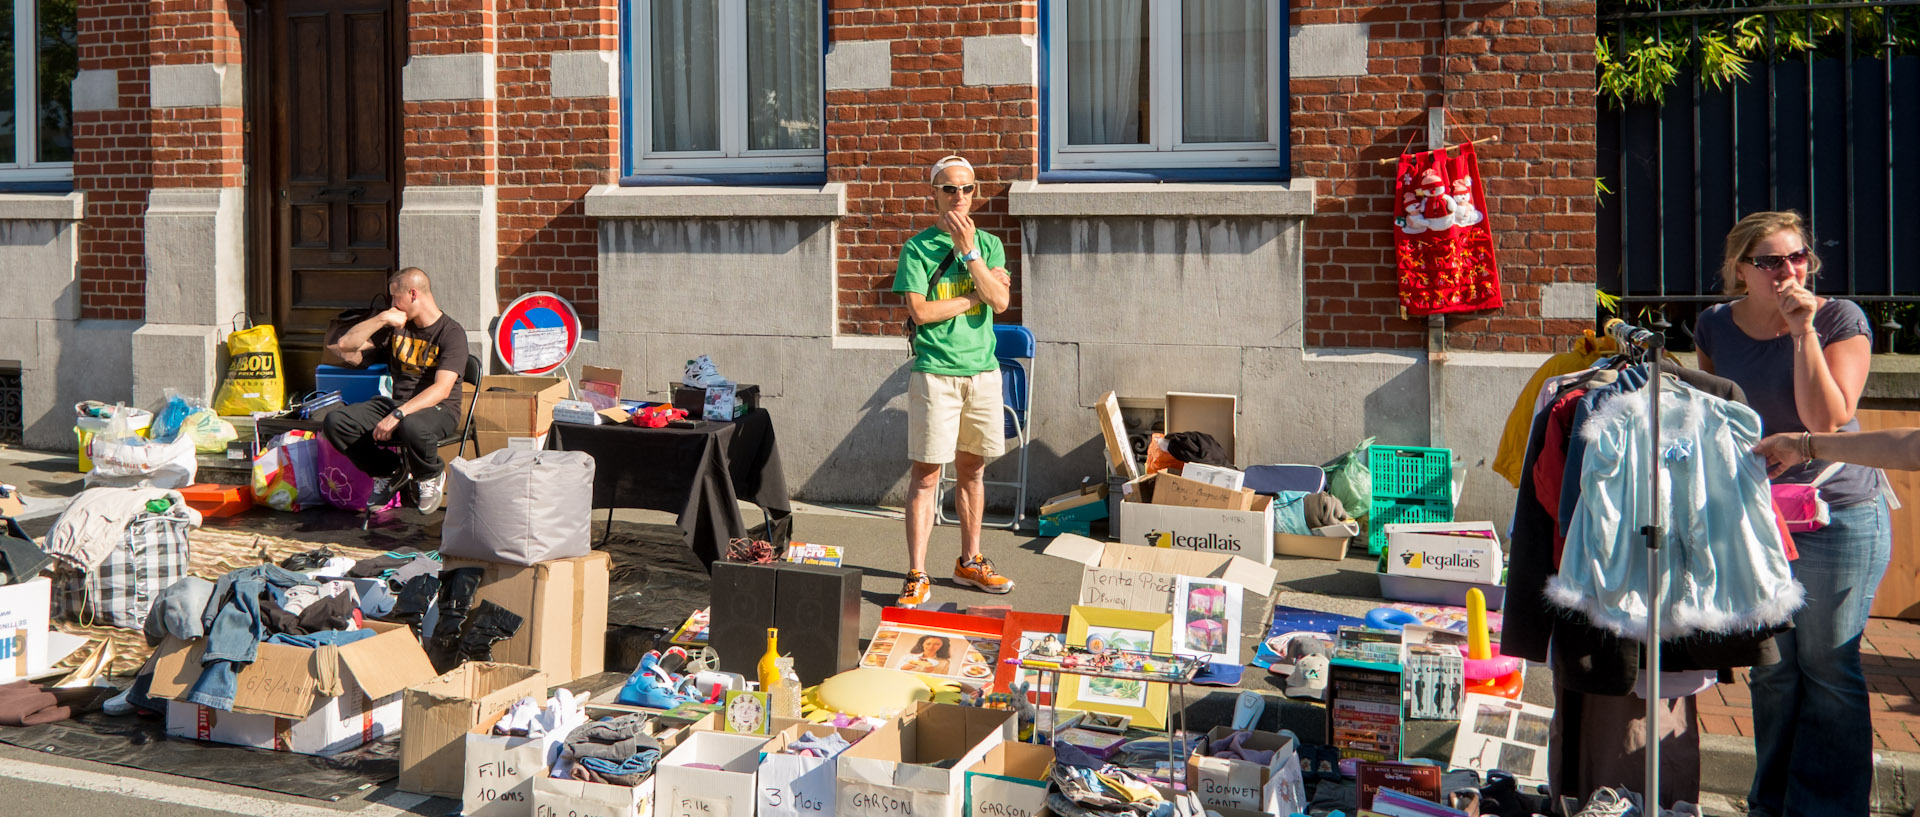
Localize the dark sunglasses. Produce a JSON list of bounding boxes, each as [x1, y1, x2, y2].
[[1743, 249, 1810, 272], [936, 183, 977, 195]]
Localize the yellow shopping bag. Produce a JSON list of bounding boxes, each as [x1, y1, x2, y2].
[[213, 315, 286, 415]]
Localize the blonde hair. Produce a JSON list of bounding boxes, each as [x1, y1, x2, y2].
[[1721, 210, 1821, 296]]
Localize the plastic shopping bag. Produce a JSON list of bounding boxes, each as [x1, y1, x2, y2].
[[87, 407, 197, 489], [181, 408, 238, 453], [1322, 436, 1375, 525], [253, 430, 323, 512], [315, 440, 400, 512], [213, 316, 286, 416], [149, 390, 197, 444]]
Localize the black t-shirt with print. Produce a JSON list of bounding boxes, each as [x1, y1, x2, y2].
[[385, 313, 467, 414]]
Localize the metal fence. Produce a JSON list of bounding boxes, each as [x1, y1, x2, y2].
[[1597, 0, 1920, 350]]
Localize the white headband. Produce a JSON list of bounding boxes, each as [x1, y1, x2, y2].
[[929, 155, 973, 183]]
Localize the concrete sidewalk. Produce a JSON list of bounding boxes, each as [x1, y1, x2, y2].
[[3, 445, 1917, 815]]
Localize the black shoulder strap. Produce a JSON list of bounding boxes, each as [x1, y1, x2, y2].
[[925, 250, 960, 299]]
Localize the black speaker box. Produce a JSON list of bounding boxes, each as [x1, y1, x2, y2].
[[774, 563, 863, 686], [709, 561, 781, 677]]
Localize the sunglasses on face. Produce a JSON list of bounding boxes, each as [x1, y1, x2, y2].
[[1744, 249, 1811, 272], [937, 184, 977, 195]]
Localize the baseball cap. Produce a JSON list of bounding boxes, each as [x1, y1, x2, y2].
[[1263, 631, 1333, 675], [1286, 654, 1331, 701]]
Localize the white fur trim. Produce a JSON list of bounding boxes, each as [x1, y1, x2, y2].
[[1544, 574, 1805, 640]]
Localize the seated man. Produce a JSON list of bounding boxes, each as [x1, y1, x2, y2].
[[323, 267, 468, 512]]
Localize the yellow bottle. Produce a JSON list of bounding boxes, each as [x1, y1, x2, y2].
[[758, 627, 781, 691]]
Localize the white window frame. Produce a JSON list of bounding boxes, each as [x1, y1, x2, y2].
[[628, 0, 824, 176], [1046, 0, 1282, 172], [1, 0, 75, 181]]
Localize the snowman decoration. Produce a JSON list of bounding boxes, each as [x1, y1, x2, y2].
[[1398, 168, 1457, 234], [1450, 177, 1483, 227]]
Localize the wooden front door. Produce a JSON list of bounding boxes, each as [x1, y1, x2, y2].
[[248, 0, 403, 395]]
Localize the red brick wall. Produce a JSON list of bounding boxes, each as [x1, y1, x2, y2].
[[495, 1, 619, 329], [1290, 0, 1596, 351], [404, 0, 498, 189], [74, 0, 246, 320], [827, 1, 1037, 335]]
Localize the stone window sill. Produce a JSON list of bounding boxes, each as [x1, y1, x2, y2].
[[1006, 178, 1316, 218], [0, 192, 84, 221], [584, 183, 846, 219]]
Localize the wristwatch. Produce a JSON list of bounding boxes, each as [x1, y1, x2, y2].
[[959, 248, 982, 264], [389, 408, 406, 421]]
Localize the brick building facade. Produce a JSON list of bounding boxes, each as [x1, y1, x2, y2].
[[1, 0, 1598, 521]]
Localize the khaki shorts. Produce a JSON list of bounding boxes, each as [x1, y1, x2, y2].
[[908, 370, 1005, 464]]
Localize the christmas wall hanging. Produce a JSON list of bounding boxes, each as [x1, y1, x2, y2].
[[1393, 142, 1502, 316]]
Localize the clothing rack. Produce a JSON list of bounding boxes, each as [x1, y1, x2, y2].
[[1603, 317, 1667, 812]]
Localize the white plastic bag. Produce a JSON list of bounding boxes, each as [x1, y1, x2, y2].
[[181, 408, 238, 453], [86, 407, 197, 489]]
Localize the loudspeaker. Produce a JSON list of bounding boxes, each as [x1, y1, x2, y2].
[[709, 561, 780, 677], [774, 564, 864, 686]]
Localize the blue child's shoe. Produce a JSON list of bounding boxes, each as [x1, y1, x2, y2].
[[617, 651, 696, 709]]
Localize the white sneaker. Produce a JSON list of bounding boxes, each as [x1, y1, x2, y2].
[[416, 471, 447, 514], [681, 355, 730, 388], [1574, 787, 1641, 817]]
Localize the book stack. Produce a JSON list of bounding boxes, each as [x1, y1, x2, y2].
[[1330, 661, 1403, 762]]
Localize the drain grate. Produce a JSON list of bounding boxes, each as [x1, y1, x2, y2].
[[0, 366, 20, 446]]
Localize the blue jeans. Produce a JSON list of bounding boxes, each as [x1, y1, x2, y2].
[[1747, 495, 1891, 817], [186, 565, 316, 710]]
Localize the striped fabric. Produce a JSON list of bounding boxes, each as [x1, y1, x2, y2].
[[52, 507, 194, 630]]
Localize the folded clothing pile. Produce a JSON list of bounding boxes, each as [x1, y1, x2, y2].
[[780, 730, 852, 759], [1047, 742, 1180, 817], [493, 689, 589, 770], [551, 713, 662, 787]]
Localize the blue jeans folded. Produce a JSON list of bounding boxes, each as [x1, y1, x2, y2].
[[578, 750, 661, 786], [186, 565, 317, 711]]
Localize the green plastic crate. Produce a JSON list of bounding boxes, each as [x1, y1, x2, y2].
[[1365, 445, 1454, 555], [1367, 496, 1454, 556]]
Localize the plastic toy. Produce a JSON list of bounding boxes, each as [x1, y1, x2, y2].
[[1364, 607, 1423, 631], [1459, 588, 1523, 699]]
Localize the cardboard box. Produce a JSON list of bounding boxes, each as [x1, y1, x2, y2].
[[654, 730, 768, 817], [443, 552, 610, 682], [463, 709, 549, 817], [400, 662, 551, 798], [1151, 470, 1255, 512], [475, 375, 570, 437], [1384, 522, 1503, 585], [837, 702, 1015, 817], [1179, 462, 1246, 492], [1273, 531, 1350, 561], [0, 488, 27, 518], [0, 578, 50, 682], [962, 742, 1053, 817], [149, 620, 438, 723], [1038, 483, 1108, 537], [1094, 391, 1140, 480], [580, 366, 624, 410], [1186, 726, 1306, 814], [534, 772, 655, 817], [1116, 474, 1277, 565], [165, 672, 402, 756], [1165, 392, 1238, 466], [759, 723, 871, 817], [1377, 573, 1507, 610], [475, 430, 550, 458], [1044, 534, 1277, 614]]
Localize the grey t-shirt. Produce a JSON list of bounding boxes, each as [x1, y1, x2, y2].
[[1695, 298, 1885, 507]]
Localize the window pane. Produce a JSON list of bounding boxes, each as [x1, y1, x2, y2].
[[650, 0, 719, 152], [1182, 0, 1265, 144], [1065, 0, 1148, 146], [746, 0, 821, 151], [37, 0, 76, 163], [0, 0, 15, 164]]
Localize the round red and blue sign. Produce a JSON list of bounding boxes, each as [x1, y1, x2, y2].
[[493, 291, 582, 375]]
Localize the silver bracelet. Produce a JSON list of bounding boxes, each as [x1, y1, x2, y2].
[[1799, 431, 1815, 461]]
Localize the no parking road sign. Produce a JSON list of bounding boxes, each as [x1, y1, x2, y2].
[[493, 291, 581, 375]]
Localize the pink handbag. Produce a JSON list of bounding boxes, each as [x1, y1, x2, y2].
[[1772, 462, 1844, 534], [315, 441, 402, 512]]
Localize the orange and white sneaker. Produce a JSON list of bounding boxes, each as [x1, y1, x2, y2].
[[954, 555, 1014, 594], [896, 570, 932, 608]]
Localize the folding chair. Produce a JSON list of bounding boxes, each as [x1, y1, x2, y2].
[[362, 353, 483, 529], [938, 324, 1034, 531]]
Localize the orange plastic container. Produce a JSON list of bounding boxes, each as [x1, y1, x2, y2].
[[179, 483, 254, 518]]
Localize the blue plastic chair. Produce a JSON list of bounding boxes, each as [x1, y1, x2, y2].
[[938, 324, 1034, 531]]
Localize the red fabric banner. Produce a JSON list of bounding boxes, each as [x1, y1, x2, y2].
[[1393, 142, 1502, 316]]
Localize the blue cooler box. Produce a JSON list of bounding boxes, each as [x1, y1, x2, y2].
[[315, 364, 392, 403]]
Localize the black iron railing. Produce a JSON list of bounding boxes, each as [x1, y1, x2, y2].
[[1597, 0, 1920, 351]]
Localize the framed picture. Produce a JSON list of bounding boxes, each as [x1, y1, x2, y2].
[[859, 608, 1004, 686], [723, 690, 771, 735], [994, 611, 1068, 704], [1172, 576, 1244, 666], [1448, 693, 1553, 785], [1058, 606, 1173, 729]]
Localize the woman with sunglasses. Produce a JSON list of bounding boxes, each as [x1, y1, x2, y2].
[[1694, 210, 1890, 817]]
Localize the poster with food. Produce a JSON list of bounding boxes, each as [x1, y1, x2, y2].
[[859, 609, 1006, 687]]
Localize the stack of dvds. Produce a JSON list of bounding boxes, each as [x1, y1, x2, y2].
[[1330, 661, 1403, 761]]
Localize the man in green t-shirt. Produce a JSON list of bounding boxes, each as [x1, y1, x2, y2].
[[890, 155, 1015, 608]]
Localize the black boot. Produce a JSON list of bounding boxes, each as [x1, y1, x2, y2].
[[457, 601, 525, 664], [429, 567, 484, 673], [386, 574, 441, 635]]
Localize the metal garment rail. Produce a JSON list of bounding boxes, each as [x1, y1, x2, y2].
[[1604, 318, 1670, 811]]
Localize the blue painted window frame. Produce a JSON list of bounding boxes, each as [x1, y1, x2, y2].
[[618, 0, 830, 187], [1037, 0, 1291, 183]]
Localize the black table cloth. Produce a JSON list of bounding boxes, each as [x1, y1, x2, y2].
[[545, 409, 791, 568]]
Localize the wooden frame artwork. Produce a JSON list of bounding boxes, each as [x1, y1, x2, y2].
[[994, 611, 1069, 704], [1058, 606, 1174, 730]]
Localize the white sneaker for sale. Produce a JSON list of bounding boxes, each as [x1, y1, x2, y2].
[[681, 355, 730, 388], [416, 471, 447, 514]]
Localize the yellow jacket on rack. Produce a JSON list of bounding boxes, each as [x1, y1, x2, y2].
[[1489, 331, 1618, 487]]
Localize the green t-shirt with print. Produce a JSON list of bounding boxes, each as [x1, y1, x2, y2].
[[892, 226, 1006, 376]]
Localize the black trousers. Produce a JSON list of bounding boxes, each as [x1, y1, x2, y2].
[[322, 397, 458, 481]]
